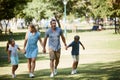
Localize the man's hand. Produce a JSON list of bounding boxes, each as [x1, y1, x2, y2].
[[43, 48, 46, 53]]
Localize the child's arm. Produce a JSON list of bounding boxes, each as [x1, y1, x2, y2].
[[80, 42, 85, 50], [66, 42, 73, 50], [8, 50, 11, 63], [18, 47, 25, 53], [65, 46, 69, 50]]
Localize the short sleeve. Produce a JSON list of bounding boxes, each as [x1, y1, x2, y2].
[[68, 41, 74, 47], [8, 45, 12, 51], [45, 30, 49, 38], [37, 31, 41, 39], [15, 44, 19, 49], [79, 41, 81, 45], [60, 28, 63, 35]]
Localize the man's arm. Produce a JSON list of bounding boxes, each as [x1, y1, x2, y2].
[[61, 34, 67, 47], [43, 37, 48, 53]]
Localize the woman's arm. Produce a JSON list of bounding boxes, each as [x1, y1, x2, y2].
[[39, 37, 43, 47], [23, 32, 28, 49]]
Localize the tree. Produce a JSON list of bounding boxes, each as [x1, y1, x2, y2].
[[107, 0, 120, 33], [23, 0, 53, 22], [0, 0, 30, 34]]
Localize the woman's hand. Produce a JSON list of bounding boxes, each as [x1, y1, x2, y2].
[[22, 48, 26, 54]]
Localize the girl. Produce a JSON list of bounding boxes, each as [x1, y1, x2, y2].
[[6, 38, 21, 78], [66, 35, 85, 74]]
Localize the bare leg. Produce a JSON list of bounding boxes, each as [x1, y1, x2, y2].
[[72, 61, 76, 70], [31, 58, 36, 73], [12, 65, 18, 74], [50, 59, 54, 73], [75, 61, 78, 69], [55, 58, 59, 69], [28, 58, 32, 73]]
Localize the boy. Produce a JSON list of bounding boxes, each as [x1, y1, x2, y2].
[[66, 35, 85, 74]]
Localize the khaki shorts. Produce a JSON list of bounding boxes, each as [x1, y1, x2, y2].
[[49, 48, 61, 60], [72, 55, 79, 62]]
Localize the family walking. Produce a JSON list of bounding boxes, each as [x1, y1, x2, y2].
[[6, 19, 85, 78]]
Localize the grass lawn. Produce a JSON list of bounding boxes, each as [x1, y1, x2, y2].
[[0, 29, 120, 80]]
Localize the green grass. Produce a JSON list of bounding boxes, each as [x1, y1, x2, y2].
[[0, 29, 120, 80], [0, 61, 120, 80]]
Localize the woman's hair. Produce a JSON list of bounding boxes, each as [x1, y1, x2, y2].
[[74, 35, 80, 40], [6, 38, 13, 51], [29, 24, 37, 32]]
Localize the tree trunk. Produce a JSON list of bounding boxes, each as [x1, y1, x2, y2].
[[0, 21, 3, 30], [4, 20, 9, 34], [114, 17, 117, 34], [54, 13, 61, 28]]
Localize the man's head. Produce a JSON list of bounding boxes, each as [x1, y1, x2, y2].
[[50, 19, 56, 30]]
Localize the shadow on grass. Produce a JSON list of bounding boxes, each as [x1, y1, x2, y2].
[[0, 46, 49, 67], [0, 61, 120, 80]]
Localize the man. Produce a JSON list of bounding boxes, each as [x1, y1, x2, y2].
[[43, 19, 67, 77]]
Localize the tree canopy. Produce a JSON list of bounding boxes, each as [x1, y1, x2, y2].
[[0, 0, 31, 20], [0, 0, 120, 21]]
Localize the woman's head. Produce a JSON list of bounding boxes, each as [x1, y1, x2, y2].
[[74, 35, 80, 42], [29, 24, 37, 32], [6, 38, 15, 51]]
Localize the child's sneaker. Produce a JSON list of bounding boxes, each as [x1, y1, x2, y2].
[[50, 72, 54, 77], [71, 70, 75, 75], [74, 69, 77, 74], [29, 73, 34, 78], [54, 69, 57, 75], [12, 74, 16, 78]]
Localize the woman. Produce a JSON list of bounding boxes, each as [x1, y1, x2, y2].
[[23, 24, 43, 78]]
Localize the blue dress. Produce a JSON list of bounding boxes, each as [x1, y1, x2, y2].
[[25, 31, 40, 58]]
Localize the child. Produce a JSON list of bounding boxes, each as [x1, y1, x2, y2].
[[66, 35, 85, 74], [6, 38, 21, 78]]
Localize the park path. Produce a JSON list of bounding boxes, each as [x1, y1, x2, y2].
[[1, 30, 120, 76], [1, 49, 120, 76]]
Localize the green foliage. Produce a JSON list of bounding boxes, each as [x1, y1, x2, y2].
[[0, 0, 30, 20], [23, 0, 53, 20]]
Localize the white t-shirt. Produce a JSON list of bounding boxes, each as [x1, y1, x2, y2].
[[8, 44, 18, 57]]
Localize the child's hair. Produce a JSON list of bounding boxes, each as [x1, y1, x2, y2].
[[6, 38, 13, 51], [74, 35, 80, 40]]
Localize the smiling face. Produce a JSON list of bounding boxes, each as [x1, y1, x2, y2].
[[50, 20, 56, 30], [74, 36, 80, 42], [29, 24, 36, 33], [11, 39, 15, 46]]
